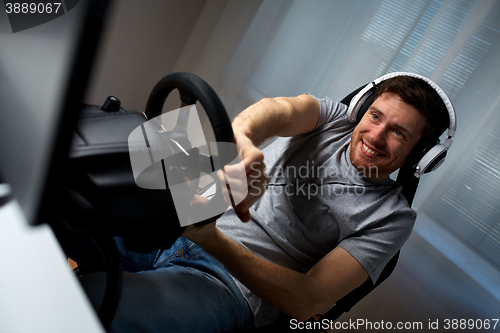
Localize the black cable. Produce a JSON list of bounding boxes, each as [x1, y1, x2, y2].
[[92, 234, 123, 332]]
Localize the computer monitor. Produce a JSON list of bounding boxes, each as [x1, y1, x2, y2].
[[0, 0, 111, 225]]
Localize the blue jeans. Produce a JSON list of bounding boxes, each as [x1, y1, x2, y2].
[[53, 226, 254, 332]]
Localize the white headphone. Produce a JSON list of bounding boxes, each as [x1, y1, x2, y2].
[[346, 72, 457, 178]]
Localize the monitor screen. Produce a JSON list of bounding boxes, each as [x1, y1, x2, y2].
[[0, 0, 110, 224]]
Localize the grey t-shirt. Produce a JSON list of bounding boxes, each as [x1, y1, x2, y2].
[[216, 96, 416, 326]]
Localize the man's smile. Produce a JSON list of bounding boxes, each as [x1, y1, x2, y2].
[[361, 140, 385, 157]]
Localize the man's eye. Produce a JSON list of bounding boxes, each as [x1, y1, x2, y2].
[[394, 130, 406, 139], [371, 113, 379, 120]]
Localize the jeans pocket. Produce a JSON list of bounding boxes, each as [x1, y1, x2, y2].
[[154, 238, 205, 269]]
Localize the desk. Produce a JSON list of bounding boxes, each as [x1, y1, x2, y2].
[[0, 189, 104, 333]]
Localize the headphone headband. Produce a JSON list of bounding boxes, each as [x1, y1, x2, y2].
[[371, 72, 456, 137]]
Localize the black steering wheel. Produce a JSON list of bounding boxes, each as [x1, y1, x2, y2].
[[145, 72, 234, 146], [121, 72, 238, 252]]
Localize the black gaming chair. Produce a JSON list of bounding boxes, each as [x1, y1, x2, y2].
[[242, 87, 422, 333]]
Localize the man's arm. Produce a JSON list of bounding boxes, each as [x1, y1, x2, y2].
[[231, 94, 320, 146], [183, 223, 369, 321], [228, 94, 320, 221]]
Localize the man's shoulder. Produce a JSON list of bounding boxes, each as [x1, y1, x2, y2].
[[308, 95, 350, 130]]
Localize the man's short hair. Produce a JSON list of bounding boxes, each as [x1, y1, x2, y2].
[[373, 76, 450, 141]]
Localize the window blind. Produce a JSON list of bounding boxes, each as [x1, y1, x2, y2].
[[227, 0, 500, 283]]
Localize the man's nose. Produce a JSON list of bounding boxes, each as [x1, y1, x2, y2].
[[369, 126, 387, 146]]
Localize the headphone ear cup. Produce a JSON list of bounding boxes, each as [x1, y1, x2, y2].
[[347, 83, 376, 123], [414, 138, 452, 177], [347, 91, 376, 123], [405, 138, 438, 170], [355, 93, 375, 123]]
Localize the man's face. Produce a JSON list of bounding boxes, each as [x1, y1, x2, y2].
[[350, 91, 428, 181]]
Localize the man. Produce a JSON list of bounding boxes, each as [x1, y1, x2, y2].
[[75, 74, 450, 332]]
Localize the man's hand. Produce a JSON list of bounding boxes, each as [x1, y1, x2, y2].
[[223, 94, 319, 222], [181, 194, 217, 246], [226, 131, 268, 222]]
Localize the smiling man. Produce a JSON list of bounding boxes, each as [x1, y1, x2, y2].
[[180, 74, 450, 329], [72, 73, 452, 332]]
